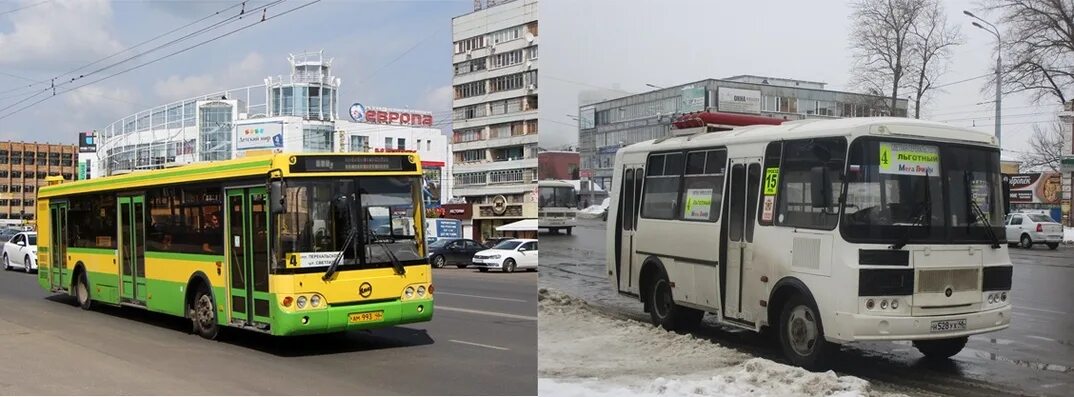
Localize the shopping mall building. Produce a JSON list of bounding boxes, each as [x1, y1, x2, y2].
[[83, 51, 452, 205]]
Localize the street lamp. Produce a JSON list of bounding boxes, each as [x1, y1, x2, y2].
[[645, 83, 664, 90], [964, 10, 1003, 146]]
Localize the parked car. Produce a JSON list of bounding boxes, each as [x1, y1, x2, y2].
[[471, 239, 538, 273], [482, 237, 513, 248], [1005, 213, 1063, 249], [3, 231, 37, 273], [427, 238, 485, 268]]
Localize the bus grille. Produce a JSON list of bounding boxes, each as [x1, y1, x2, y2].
[[917, 269, 979, 293]]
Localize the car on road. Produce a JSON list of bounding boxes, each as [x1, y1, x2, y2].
[[471, 239, 538, 273], [3, 231, 37, 273], [1005, 213, 1063, 249], [427, 238, 485, 268]]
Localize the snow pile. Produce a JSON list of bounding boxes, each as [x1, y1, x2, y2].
[[1065, 227, 1074, 244], [577, 205, 606, 219], [538, 288, 900, 397]]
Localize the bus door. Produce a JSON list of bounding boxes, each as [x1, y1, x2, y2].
[[724, 159, 762, 322], [48, 202, 68, 291], [225, 187, 271, 327], [118, 195, 147, 304], [616, 165, 644, 291]]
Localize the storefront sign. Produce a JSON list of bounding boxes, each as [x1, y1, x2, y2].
[[1007, 172, 1061, 204], [236, 122, 284, 150], [680, 87, 708, 113], [441, 204, 473, 220], [78, 131, 96, 153], [717, 87, 761, 114], [349, 102, 434, 127], [879, 142, 940, 177]]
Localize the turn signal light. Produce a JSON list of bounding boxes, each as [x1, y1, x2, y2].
[[429, 284, 434, 294], [282, 296, 293, 307]]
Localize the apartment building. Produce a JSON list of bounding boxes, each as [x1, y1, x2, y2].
[[451, 0, 539, 241], [0, 141, 78, 225]]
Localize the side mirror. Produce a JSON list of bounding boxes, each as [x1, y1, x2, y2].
[[269, 180, 285, 214], [518, 247, 527, 252], [17, 241, 25, 246], [810, 166, 832, 208]]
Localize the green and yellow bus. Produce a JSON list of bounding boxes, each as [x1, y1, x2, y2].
[[36, 152, 433, 338]]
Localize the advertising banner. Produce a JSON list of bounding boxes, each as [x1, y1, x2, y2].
[[236, 122, 284, 150], [717, 87, 761, 114], [1006, 172, 1062, 204], [78, 131, 96, 153], [680, 87, 708, 113]]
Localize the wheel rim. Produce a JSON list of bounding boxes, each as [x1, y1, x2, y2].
[[25, 257, 31, 272], [1022, 236, 1030, 247], [653, 280, 672, 320], [434, 256, 443, 268], [788, 305, 819, 356], [196, 295, 214, 329]]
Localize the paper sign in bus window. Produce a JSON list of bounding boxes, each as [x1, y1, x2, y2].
[[761, 196, 775, 222], [683, 188, 713, 220], [879, 142, 940, 177]]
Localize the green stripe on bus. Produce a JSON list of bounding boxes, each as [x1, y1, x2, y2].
[[144, 251, 225, 262], [40, 159, 272, 196], [38, 247, 48, 253], [68, 247, 117, 255]]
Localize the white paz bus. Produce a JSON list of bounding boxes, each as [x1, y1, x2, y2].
[[606, 117, 1012, 370], [538, 180, 578, 234]]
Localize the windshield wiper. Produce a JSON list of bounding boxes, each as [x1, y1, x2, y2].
[[964, 172, 1001, 249], [323, 227, 357, 281], [368, 225, 405, 275], [891, 171, 932, 250]]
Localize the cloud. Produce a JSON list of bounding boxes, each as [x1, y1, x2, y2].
[[152, 52, 265, 101], [0, 0, 124, 70]]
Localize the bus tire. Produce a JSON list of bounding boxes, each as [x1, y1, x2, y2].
[[913, 336, 967, 360], [566, 227, 573, 235], [191, 286, 219, 340], [647, 270, 702, 333], [74, 271, 92, 310], [778, 294, 835, 371]]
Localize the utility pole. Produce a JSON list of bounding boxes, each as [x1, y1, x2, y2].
[[965, 11, 1003, 147]]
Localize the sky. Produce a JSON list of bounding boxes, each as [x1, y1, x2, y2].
[[0, 0, 471, 144], [539, 0, 1058, 158]]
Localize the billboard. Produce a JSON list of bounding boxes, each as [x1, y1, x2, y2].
[[349, 102, 434, 127], [1006, 172, 1061, 204], [717, 87, 761, 114], [235, 122, 284, 151], [78, 131, 96, 153], [679, 87, 707, 113]]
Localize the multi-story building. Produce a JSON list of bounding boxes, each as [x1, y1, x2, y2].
[[0, 141, 78, 224], [90, 50, 453, 206], [1059, 102, 1074, 225], [578, 75, 910, 190], [451, 0, 539, 241]]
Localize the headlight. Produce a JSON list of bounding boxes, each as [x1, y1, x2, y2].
[[417, 286, 426, 297], [405, 286, 415, 298], [296, 295, 307, 309], [865, 299, 875, 310], [1001, 292, 1007, 302], [880, 299, 888, 309], [890, 299, 899, 309], [488, 254, 501, 259], [310, 295, 321, 307]]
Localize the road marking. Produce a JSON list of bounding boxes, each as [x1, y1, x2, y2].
[[436, 292, 528, 303], [1018, 306, 1067, 315], [449, 339, 510, 351], [436, 305, 538, 321]]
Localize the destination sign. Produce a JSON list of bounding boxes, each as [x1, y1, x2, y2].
[[290, 155, 418, 173]]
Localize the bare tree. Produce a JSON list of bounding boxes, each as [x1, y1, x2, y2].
[[980, 0, 1074, 104], [905, 0, 962, 118], [1020, 120, 1066, 172], [850, 0, 929, 114]]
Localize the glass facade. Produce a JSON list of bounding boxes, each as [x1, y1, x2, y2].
[[199, 102, 233, 161], [302, 124, 334, 152]]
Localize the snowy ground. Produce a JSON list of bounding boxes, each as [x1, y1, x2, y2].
[[538, 288, 905, 397], [1065, 227, 1074, 243]]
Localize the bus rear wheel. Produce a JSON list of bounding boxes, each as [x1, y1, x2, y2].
[[647, 271, 702, 332], [191, 287, 219, 340], [913, 336, 967, 360], [778, 294, 835, 371]]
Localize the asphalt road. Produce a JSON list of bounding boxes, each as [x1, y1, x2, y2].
[[0, 266, 536, 395], [540, 219, 1074, 397]]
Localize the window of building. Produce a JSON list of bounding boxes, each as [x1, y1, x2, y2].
[[641, 152, 684, 219], [524, 120, 538, 135], [302, 125, 333, 152], [490, 123, 512, 139], [24, 199, 33, 207], [24, 185, 34, 192], [457, 172, 486, 186], [454, 129, 482, 143], [489, 73, 525, 93], [0, 185, 7, 193], [489, 169, 525, 184], [199, 102, 233, 161], [491, 49, 524, 69], [488, 26, 522, 44], [397, 138, 406, 150], [10, 199, 21, 207], [493, 146, 525, 161], [11, 171, 20, 178], [384, 137, 393, 148], [453, 104, 488, 121], [454, 80, 486, 99], [426, 140, 431, 151], [349, 135, 369, 152], [529, 46, 538, 60], [459, 149, 484, 163], [773, 138, 847, 230], [10, 185, 20, 193], [454, 57, 487, 76], [454, 35, 486, 54], [146, 186, 224, 254]]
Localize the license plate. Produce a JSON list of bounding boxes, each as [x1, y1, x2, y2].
[[348, 311, 384, 324], [930, 319, 966, 333]]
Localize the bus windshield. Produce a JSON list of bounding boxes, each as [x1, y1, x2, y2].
[[841, 138, 1004, 244], [277, 176, 424, 268], [539, 186, 577, 208]]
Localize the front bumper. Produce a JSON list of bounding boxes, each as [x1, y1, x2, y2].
[[829, 304, 1011, 342], [471, 259, 504, 269], [271, 297, 434, 336]]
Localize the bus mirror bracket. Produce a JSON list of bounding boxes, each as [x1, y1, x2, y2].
[[267, 169, 285, 214], [810, 166, 831, 208]]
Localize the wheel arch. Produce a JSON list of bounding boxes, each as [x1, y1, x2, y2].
[[767, 276, 820, 330], [638, 256, 666, 310], [70, 260, 87, 292], [184, 271, 215, 318]]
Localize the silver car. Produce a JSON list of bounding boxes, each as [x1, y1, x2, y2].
[[1005, 213, 1063, 249]]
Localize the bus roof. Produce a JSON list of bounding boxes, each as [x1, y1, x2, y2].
[[38, 152, 421, 198], [619, 117, 996, 155]]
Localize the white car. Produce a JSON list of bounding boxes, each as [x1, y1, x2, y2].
[[471, 239, 538, 273], [3, 232, 38, 273], [1005, 213, 1062, 250]]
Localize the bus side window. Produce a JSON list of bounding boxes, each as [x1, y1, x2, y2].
[[623, 168, 634, 230], [632, 167, 643, 228], [679, 149, 726, 222], [641, 152, 684, 220], [774, 138, 847, 230]]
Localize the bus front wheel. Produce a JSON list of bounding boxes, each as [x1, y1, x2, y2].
[[75, 271, 92, 310], [191, 287, 219, 340], [647, 271, 702, 332], [778, 294, 835, 371], [913, 336, 967, 360]]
